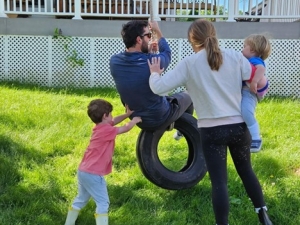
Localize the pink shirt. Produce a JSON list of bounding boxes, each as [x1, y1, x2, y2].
[[79, 122, 118, 176]]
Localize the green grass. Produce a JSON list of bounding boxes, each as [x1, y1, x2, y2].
[[0, 81, 299, 225]]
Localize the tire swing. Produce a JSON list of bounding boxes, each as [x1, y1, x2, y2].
[[136, 112, 207, 190]]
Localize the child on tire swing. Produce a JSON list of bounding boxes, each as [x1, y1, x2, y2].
[[64, 99, 141, 225]]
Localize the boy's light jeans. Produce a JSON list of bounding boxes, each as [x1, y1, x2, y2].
[[72, 170, 110, 214], [241, 88, 261, 140]]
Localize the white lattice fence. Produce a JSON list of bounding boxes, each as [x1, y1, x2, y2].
[[0, 36, 5, 80], [0, 35, 299, 97]]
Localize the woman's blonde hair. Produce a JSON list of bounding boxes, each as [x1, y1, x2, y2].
[[188, 19, 223, 71], [244, 34, 271, 60]]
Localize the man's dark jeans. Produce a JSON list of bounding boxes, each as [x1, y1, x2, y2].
[[138, 91, 194, 131]]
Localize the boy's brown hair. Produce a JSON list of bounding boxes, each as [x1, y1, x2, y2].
[[87, 99, 113, 123]]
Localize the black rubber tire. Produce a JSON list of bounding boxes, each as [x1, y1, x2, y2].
[[136, 113, 207, 190]]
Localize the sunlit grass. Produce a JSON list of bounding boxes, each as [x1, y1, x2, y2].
[[0, 81, 299, 225]]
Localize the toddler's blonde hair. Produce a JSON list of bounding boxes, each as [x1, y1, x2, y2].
[[244, 34, 271, 60]]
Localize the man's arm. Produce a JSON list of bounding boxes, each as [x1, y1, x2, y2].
[[157, 38, 171, 70], [150, 21, 162, 40], [149, 21, 171, 70]]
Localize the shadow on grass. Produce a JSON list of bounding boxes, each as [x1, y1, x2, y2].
[[108, 154, 299, 225], [226, 155, 300, 225], [1, 81, 299, 224], [0, 134, 67, 225], [74, 177, 214, 225], [253, 156, 300, 225], [1, 133, 299, 224], [0, 81, 119, 98], [2, 81, 299, 102], [0, 113, 39, 131]]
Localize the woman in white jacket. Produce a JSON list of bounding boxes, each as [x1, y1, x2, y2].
[[148, 19, 273, 225]]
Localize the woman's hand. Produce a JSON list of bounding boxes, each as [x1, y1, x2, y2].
[[148, 57, 164, 75]]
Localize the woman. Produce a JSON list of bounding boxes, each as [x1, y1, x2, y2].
[[148, 19, 273, 225]]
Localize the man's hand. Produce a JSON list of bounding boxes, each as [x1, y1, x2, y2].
[[149, 21, 162, 40]]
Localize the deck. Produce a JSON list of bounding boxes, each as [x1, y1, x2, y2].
[[1, 0, 300, 22]]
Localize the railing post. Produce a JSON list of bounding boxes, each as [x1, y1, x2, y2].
[[0, 0, 8, 18], [227, 0, 236, 22], [150, 0, 161, 21], [72, 0, 83, 20]]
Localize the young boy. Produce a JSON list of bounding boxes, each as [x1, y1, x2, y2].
[[241, 34, 271, 153], [64, 99, 141, 225]]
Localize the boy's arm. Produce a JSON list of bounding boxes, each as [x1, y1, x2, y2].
[[113, 112, 131, 126], [113, 105, 133, 125], [250, 65, 265, 93], [117, 117, 142, 134]]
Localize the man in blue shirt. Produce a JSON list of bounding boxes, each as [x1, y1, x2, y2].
[[110, 20, 193, 133]]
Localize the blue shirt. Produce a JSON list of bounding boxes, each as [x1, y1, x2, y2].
[[110, 38, 172, 129], [249, 57, 265, 67], [243, 56, 265, 86]]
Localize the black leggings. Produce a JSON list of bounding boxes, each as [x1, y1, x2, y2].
[[199, 123, 266, 225]]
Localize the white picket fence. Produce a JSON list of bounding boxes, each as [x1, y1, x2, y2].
[[1, 0, 300, 22]]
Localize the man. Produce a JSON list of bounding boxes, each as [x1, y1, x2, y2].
[[110, 20, 193, 138]]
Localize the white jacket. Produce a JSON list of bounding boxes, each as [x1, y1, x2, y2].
[[149, 49, 251, 127]]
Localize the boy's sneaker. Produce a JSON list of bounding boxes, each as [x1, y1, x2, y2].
[[250, 139, 262, 153], [173, 131, 183, 141]]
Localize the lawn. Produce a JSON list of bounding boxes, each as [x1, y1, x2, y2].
[[0, 82, 299, 225]]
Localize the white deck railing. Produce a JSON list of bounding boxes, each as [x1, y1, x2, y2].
[[1, 0, 300, 22]]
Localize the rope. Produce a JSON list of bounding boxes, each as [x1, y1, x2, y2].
[[149, 0, 154, 21], [149, 0, 157, 44]]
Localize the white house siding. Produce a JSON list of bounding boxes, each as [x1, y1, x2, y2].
[[260, 0, 300, 22]]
